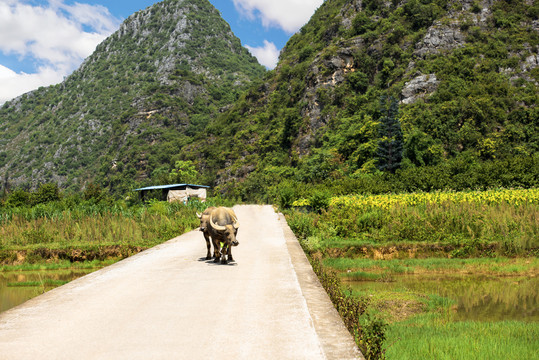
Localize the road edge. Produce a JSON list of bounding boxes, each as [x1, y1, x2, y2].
[[279, 213, 365, 360]]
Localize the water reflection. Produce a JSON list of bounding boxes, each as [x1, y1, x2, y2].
[[346, 274, 539, 322], [0, 269, 95, 313]]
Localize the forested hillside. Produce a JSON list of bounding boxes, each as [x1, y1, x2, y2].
[[196, 0, 538, 201], [0, 0, 537, 200], [0, 0, 264, 193]]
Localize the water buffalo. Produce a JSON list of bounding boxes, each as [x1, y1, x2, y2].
[[208, 207, 239, 264], [196, 206, 216, 260]]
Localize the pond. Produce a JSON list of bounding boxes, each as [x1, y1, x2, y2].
[[0, 269, 96, 313], [345, 274, 539, 322]]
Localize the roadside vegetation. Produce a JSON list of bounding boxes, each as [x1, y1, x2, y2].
[[284, 187, 538, 359], [0, 183, 234, 270]]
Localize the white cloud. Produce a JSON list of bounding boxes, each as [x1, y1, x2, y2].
[[245, 40, 280, 69], [50, 0, 120, 34], [233, 0, 323, 33], [0, 0, 120, 104], [0, 64, 17, 80], [0, 64, 64, 104]]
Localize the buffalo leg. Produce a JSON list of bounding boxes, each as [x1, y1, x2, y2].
[[204, 232, 212, 260], [227, 245, 234, 262], [213, 239, 221, 263], [221, 244, 228, 264]]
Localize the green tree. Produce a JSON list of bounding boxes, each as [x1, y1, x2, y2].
[[377, 97, 403, 173], [169, 160, 199, 184], [83, 183, 107, 203], [347, 71, 369, 93], [404, 129, 444, 167], [32, 183, 62, 205], [6, 188, 31, 207]]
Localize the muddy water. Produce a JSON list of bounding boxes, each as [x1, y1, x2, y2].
[[346, 274, 539, 322], [0, 269, 95, 313]]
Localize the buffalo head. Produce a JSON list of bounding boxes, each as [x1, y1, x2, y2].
[[209, 212, 239, 246], [197, 207, 215, 233]]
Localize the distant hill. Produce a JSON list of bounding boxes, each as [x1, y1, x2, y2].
[[1, 0, 537, 199], [0, 0, 265, 193]]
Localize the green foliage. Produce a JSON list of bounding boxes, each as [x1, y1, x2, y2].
[[6, 189, 32, 207], [347, 71, 369, 93], [309, 257, 385, 359], [376, 97, 403, 173], [287, 185, 538, 358], [285, 211, 315, 240], [319, 189, 538, 256], [297, 149, 345, 183], [299, 45, 315, 62], [277, 183, 296, 209], [310, 190, 331, 213], [403, 0, 447, 30], [199, 0, 536, 200], [360, 313, 387, 360], [32, 183, 62, 205], [351, 12, 376, 36], [403, 129, 443, 167], [83, 183, 109, 204], [169, 160, 199, 184], [0, 194, 234, 257], [386, 316, 538, 360]]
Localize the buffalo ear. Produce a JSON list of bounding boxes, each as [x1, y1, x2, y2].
[[196, 212, 202, 219]]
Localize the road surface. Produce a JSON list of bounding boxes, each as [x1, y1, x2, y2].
[[0, 205, 362, 359]]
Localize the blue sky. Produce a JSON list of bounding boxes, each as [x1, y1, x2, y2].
[[0, 0, 323, 104]]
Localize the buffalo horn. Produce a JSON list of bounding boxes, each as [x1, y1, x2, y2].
[[210, 214, 226, 231]]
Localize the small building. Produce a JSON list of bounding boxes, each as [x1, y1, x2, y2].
[[134, 183, 210, 203]]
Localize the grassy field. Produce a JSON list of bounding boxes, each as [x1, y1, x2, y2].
[[385, 315, 538, 360], [325, 257, 539, 278], [0, 198, 231, 267], [285, 188, 538, 360]]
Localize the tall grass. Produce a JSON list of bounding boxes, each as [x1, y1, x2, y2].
[[0, 201, 132, 223], [288, 189, 539, 255], [0, 199, 219, 250]]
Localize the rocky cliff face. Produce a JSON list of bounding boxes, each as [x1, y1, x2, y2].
[[202, 0, 537, 190], [276, 0, 538, 156]]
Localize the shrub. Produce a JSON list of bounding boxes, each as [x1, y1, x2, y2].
[[310, 258, 386, 360], [310, 190, 331, 213], [7, 189, 32, 207], [360, 313, 387, 360], [285, 211, 315, 240], [347, 71, 369, 93], [278, 185, 296, 209], [83, 183, 106, 203], [32, 183, 61, 205]]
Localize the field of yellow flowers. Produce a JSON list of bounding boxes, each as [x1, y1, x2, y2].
[[328, 188, 539, 212], [291, 189, 538, 256]]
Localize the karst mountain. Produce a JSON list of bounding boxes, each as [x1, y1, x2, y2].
[[1, 0, 537, 199]]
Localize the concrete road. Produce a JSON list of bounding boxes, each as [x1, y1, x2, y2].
[[0, 205, 362, 359]]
